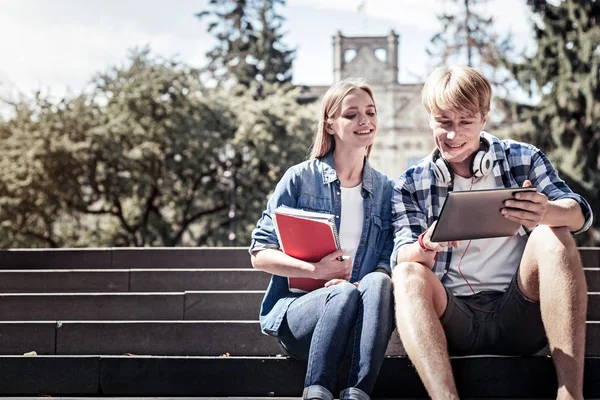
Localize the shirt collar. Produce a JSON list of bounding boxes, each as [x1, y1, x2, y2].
[[320, 151, 374, 195]]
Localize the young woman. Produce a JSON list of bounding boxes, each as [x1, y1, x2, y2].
[[249, 78, 394, 400]]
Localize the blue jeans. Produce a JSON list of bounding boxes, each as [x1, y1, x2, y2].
[[277, 272, 394, 400]]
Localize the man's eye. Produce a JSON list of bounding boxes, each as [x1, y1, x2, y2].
[[462, 121, 473, 125], [439, 121, 450, 125]]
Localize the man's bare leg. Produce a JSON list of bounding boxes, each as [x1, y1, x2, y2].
[[393, 262, 458, 399], [518, 226, 587, 400]]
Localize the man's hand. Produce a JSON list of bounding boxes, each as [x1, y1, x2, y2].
[[424, 221, 462, 251], [501, 180, 548, 229]]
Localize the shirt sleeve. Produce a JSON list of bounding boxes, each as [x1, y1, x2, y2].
[[376, 177, 395, 275], [527, 148, 593, 234], [249, 166, 300, 255], [390, 173, 429, 269]]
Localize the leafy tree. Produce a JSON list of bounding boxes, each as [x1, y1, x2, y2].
[[0, 92, 102, 247], [0, 49, 316, 247], [503, 0, 600, 245], [197, 0, 295, 98]]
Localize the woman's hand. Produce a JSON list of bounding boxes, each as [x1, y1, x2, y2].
[[324, 278, 360, 288], [313, 249, 352, 281]]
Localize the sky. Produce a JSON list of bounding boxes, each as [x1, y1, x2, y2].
[[0, 0, 535, 103]]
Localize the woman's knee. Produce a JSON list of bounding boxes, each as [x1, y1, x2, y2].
[[328, 281, 359, 304], [361, 271, 392, 291]]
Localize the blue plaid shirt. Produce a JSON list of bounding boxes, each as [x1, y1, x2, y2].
[[391, 132, 593, 280]]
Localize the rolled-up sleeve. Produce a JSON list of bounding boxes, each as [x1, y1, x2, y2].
[[529, 149, 593, 234], [249, 167, 300, 255]]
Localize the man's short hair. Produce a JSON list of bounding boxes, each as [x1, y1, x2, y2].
[[421, 65, 492, 117]]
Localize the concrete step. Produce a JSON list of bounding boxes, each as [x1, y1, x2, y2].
[[0, 269, 271, 292], [1, 290, 598, 321], [0, 293, 185, 320], [0, 247, 597, 270], [0, 355, 597, 397], [1, 321, 598, 357], [0, 268, 596, 293], [0, 247, 252, 269]]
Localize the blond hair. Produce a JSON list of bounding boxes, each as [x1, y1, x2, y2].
[[421, 65, 492, 117], [309, 77, 376, 159]]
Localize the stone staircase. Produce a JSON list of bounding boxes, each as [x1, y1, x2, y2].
[[0, 247, 598, 397]]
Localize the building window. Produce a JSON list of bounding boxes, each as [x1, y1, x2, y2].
[[374, 48, 387, 63], [344, 49, 357, 63]]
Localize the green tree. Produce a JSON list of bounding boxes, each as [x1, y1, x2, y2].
[[0, 49, 316, 247], [503, 0, 600, 245], [197, 0, 295, 98], [428, 0, 513, 90]]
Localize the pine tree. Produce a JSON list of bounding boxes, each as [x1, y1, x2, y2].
[[504, 0, 600, 245], [428, 0, 513, 89], [197, 0, 295, 98]]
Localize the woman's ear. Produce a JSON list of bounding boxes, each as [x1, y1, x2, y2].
[[325, 123, 335, 135]]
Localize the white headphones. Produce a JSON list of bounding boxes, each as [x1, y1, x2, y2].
[[431, 136, 493, 186]]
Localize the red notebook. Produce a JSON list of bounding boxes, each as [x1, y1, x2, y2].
[[272, 207, 341, 293]]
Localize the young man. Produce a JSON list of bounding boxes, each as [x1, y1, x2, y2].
[[391, 65, 593, 400]]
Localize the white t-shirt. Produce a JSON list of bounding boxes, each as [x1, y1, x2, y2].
[[339, 183, 364, 263], [442, 174, 527, 296]]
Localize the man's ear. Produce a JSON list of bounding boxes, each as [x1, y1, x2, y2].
[[481, 113, 488, 129]]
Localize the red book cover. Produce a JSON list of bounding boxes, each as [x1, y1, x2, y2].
[[272, 208, 340, 293]]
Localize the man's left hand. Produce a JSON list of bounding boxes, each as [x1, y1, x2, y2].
[[501, 180, 548, 229]]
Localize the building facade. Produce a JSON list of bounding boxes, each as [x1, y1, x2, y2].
[[306, 30, 434, 180]]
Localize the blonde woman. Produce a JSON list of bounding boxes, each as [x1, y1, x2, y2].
[[249, 78, 394, 400]]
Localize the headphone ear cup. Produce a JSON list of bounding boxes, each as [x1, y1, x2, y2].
[[471, 149, 493, 178], [432, 156, 453, 184]]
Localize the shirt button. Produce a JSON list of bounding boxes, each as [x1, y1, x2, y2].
[[337, 191, 340, 195], [336, 216, 339, 219]]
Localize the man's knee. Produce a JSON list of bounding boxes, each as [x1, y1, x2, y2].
[[529, 225, 576, 250], [392, 262, 434, 296]]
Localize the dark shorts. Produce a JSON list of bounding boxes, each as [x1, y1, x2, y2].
[[441, 273, 548, 356]]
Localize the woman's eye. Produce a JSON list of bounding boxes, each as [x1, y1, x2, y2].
[[367, 112, 376, 116], [344, 114, 356, 119]]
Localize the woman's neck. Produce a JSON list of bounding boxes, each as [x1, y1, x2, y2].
[[333, 148, 365, 188]]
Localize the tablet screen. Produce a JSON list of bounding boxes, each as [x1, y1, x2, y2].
[[430, 187, 537, 242]]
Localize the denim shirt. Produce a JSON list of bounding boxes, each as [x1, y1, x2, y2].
[[249, 152, 394, 336]]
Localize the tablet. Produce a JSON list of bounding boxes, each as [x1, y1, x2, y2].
[[430, 187, 537, 242]]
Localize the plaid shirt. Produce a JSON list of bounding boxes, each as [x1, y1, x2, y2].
[[391, 132, 593, 280]]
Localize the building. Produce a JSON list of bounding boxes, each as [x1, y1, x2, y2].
[[303, 30, 434, 180]]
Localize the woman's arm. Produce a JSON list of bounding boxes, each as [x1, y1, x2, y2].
[[251, 248, 352, 281]]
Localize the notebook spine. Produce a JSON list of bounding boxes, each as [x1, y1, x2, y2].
[[329, 217, 341, 250]]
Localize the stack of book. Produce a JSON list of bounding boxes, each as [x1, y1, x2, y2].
[[272, 206, 341, 293]]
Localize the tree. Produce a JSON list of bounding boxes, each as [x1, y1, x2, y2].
[[197, 0, 295, 98], [0, 49, 316, 247], [427, 0, 513, 91], [503, 0, 600, 245]]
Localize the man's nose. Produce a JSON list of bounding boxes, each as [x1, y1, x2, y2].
[[447, 130, 456, 140]]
